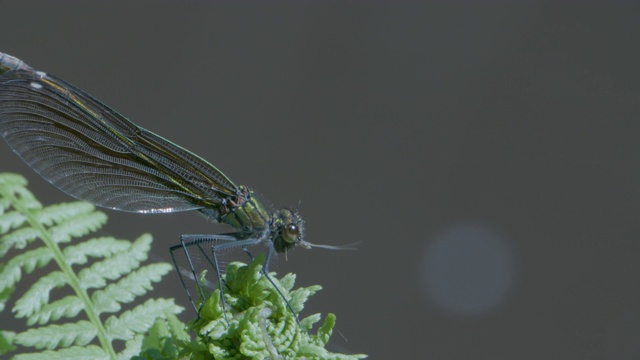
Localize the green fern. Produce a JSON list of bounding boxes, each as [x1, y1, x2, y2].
[[178, 255, 367, 360], [0, 173, 184, 359]]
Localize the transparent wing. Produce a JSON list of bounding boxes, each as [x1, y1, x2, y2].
[[0, 69, 238, 214]]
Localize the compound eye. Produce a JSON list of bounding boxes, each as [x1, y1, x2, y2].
[[284, 223, 299, 242]]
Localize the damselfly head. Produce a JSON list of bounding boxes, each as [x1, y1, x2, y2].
[[271, 208, 305, 252]]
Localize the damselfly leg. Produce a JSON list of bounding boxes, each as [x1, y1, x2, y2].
[[170, 234, 300, 325]]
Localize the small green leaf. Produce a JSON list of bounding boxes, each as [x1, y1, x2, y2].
[[0, 210, 27, 235], [105, 298, 183, 341], [63, 237, 132, 265], [0, 330, 16, 355], [14, 271, 67, 319], [0, 226, 37, 255], [164, 311, 190, 342], [132, 318, 183, 360], [10, 247, 53, 273], [12, 345, 109, 360], [34, 202, 96, 227], [13, 320, 97, 350], [140, 318, 168, 351], [279, 272, 296, 291], [27, 295, 83, 325], [0, 261, 21, 294], [92, 263, 172, 314], [0, 173, 28, 187], [316, 313, 336, 346], [299, 313, 321, 332], [117, 334, 144, 360], [289, 284, 322, 314], [77, 234, 151, 290], [0, 197, 11, 215], [9, 185, 42, 210], [49, 211, 108, 244]]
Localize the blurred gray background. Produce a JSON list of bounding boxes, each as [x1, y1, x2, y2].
[[1, 1, 640, 359]]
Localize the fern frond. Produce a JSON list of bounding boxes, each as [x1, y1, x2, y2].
[[105, 298, 182, 341], [0, 173, 185, 358], [63, 237, 133, 265], [183, 254, 367, 359], [92, 263, 173, 314], [76, 234, 152, 290]]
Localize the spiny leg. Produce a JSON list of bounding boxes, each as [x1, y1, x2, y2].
[[238, 244, 301, 326], [169, 234, 239, 316], [172, 234, 302, 326], [170, 243, 198, 314], [208, 236, 265, 323]]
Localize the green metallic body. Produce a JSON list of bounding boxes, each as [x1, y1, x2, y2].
[[218, 186, 300, 253], [220, 187, 270, 231]]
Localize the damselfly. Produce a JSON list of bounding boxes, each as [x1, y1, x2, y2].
[[0, 52, 338, 321]]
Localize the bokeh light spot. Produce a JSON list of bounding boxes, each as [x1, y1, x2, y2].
[[420, 223, 516, 316]]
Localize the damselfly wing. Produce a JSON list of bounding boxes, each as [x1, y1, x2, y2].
[[0, 52, 315, 320]]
